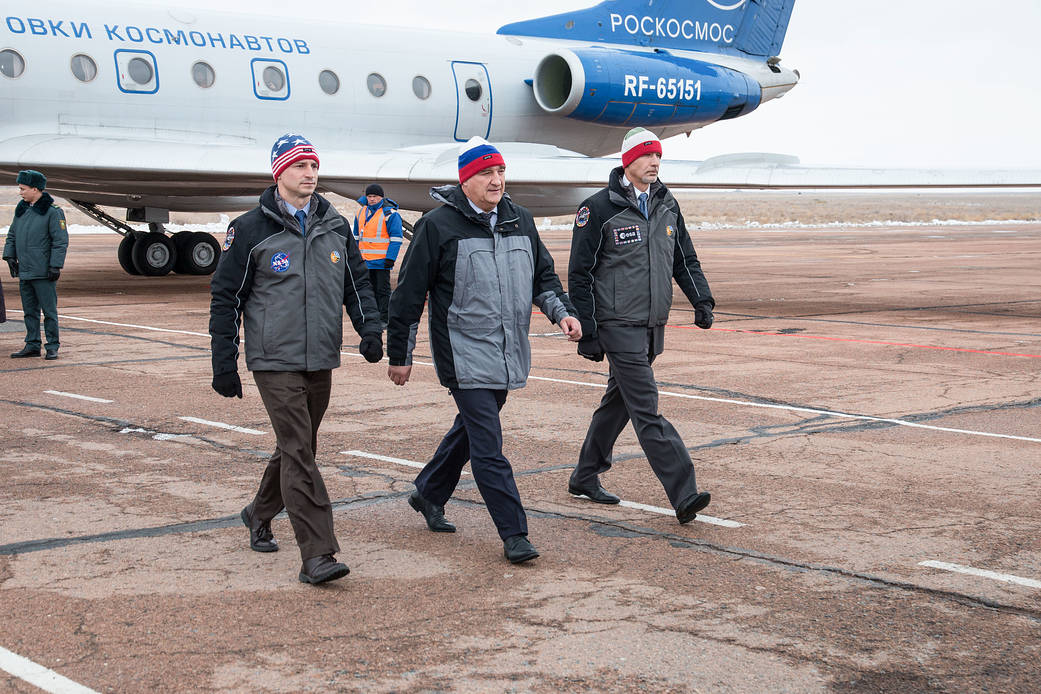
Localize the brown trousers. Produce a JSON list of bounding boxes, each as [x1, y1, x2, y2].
[[251, 369, 338, 560]]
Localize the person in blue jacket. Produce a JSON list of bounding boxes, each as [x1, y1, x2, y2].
[[352, 184, 403, 328], [4, 170, 68, 360]]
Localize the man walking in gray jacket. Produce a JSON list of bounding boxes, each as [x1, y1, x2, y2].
[[567, 128, 715, 525], [209, 134, 384, 584], [386, 137, 581, 563]]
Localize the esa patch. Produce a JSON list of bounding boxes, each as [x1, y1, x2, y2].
[[271, 251, 290, 273], [575, 206, 590, 228], [59, 219, 67, 230], [330, 250, 341, 264], [222, 228, 236, 251], [612, 225, 643, 246]]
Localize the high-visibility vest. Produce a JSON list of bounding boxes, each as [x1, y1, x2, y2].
[[355, 206, 391, 262]]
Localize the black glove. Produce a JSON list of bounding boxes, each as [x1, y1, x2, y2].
[[6, 260, 17, 278], [211, 371, 242, 398], [384, 258, 395, 270], [694, 303, 714, 329], [359, 333, 383, 363], [577, 335, 605, 362], [47, 267, 61, 282]]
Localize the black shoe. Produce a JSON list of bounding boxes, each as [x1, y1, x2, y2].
[[568, 481, 621, 505], [240, 504, 278, 552], [676, 491, 711, 525], [10, 346, 40, 358], [408, 490, 456, 533], [503, 535, 539, 564], [298, 555, 350, 584], [44, 349, 58, 361]]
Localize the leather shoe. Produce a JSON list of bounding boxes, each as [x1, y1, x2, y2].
[[298, 555, 349, 584], [676, 491, 711, 525], [10, 346, 40, 358], [44, 349, 58, 360], [568, 482, 620, 505], [240, 504, 278, 553], [503, 535, 539, 564], [408, 490, 456, 533]]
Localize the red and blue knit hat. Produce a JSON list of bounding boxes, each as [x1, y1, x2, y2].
[[458, 137, 505, 183], [621, 127, 663, 168], [270, 134, 320, 180]]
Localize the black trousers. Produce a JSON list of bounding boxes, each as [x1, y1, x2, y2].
[[414, 388, 528, 540], [368, 268, 391, 324], [251, 369, 339, 560], [570, 341, 700, 509]]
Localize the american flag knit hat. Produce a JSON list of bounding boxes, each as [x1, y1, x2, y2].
[[271, 134, 320, 180]]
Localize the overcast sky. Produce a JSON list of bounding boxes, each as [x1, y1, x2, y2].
[[176, 0, 1041, 169]]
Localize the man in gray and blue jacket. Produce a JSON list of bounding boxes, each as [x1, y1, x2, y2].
[[387, 137, 581, 564]]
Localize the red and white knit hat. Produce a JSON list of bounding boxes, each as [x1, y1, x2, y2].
[[620, 127, 663, 168], [270, 133, 320, 181]]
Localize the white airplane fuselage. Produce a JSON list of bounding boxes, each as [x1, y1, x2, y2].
[[1, 2, 798, 212]]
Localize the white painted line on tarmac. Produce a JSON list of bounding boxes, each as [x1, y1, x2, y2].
[[527, 374, 1041, 444], [617, 499, 744, 528], [44, 390, 113, 404], [55, 314, 209, 338], [0, 645, 100, 694], [178, 416, 265, 435], [340, 450, 471, 475], [918, 560, 1041, 589]]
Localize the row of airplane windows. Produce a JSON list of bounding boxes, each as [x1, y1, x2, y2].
[[0, 48, 484, 102]]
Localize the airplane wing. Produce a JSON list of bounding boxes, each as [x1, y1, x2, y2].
[[4, 135, 1040, 216]]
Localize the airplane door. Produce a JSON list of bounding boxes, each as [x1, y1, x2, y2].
[[451, 62, 492, 141]]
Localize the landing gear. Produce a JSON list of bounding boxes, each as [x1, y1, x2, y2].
[[70, 201, 221, 277]]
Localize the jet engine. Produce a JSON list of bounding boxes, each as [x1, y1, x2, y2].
[[532, 48, 761, 127]]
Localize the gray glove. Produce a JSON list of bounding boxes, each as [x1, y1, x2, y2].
[[6, 259, 17, 278]]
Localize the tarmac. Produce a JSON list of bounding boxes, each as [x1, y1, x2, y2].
[[1, 192, 1040, 692]]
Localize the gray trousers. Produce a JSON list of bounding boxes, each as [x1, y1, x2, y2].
[[570, 330, 700, 509], [19, 278, 59, 351], [251, 369, 339, 560]]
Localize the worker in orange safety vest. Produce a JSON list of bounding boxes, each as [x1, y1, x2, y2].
[[352, 184, 403, 328]]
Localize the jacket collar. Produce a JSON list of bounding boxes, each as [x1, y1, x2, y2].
[[429, 184, 519, 228], [607, 166, 671, 211], [14, 192, 54, 218], [259, 185, 332, 230]]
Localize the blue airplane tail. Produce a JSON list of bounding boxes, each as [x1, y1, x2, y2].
[[497, 0, 796, 58]]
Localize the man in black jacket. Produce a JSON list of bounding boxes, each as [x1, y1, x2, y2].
[[567, 127, 715, 525], [386, 137, 581, 563], [209, 134, 383, 584]]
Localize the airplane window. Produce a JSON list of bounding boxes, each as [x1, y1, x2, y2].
[[412, 76, 431, 100], [367, 73, 386, 98], [464, 78, 482, 102], [319, 70, 339, 95], [192, 61, 215, 88], [128, 57, 153, 85], [263, 66, 285, 92], [0, 49, 24, 79], [70, 54, 97, 82]]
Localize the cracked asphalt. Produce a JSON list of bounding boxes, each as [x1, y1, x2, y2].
[[2, 207, 1040, 692]]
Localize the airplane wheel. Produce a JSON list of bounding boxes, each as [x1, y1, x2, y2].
[[183, 232, 221, 275], [171, 231, 196, 274], [132, 231, 177, 276], [117, 232, 142, 275]]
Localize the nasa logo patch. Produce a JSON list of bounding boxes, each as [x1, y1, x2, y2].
[[271, 251, 290, 273], [330, 250, 341, 264], [575, 206, 590, 228], [222, 228, 236, 251]]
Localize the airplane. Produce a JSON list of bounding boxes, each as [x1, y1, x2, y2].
[[1, 0, 1037, 277]]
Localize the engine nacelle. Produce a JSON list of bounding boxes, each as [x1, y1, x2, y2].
[[532, 48, 761, 127]]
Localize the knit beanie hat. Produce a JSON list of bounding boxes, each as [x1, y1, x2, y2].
[[620, 128, 663, 168], [458, 136, 505, 183], [17, 169, 46, 191], [365, 183, 384, 197], [270, 134, 320, 181]]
